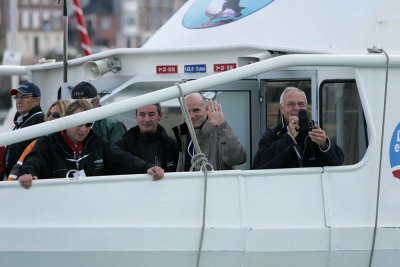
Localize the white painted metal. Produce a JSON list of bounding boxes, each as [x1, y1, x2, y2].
[[144, 0, 400, 54]]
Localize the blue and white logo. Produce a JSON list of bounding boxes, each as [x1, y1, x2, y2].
[[183, 0, 275, 29], [389, 122, 400, 179], [184, 64, 207, 73]]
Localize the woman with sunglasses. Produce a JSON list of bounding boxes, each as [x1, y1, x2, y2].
[[7, 100, 70, 181]]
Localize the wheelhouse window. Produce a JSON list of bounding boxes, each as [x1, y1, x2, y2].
[[320, 80, 367, 165]]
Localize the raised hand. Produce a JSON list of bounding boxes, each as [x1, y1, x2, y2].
[[206, 100, 225, 126]]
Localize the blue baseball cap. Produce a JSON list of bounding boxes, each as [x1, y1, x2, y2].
[[9, 82, 41, 97]]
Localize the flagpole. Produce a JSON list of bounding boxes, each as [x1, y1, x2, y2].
[[59, 0, 68, 83]]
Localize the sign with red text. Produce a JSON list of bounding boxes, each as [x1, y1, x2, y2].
[[214, 63, 236, 72], [156, 65, 178, 74]]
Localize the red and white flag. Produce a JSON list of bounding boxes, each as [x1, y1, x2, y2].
[[72, 0, 92, 56]]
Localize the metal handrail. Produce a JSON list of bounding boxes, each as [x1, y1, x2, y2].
[[0, 53, 397, 147]]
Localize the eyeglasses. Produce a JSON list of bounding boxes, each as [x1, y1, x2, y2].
[[78, 122, 93, 128], [47, 112, 61, 118], [12, 95, 34, 100], [286, 101, 306, 108]]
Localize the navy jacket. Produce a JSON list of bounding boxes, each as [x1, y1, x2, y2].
[[19, 130, 152, 179], [253, 123, 344, 169], [116, 125, 178, 172], [2, 105, 44, 177]]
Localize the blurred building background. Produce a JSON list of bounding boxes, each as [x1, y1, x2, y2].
[[0, 0, 187, 64], [0, 0, 187, 116]]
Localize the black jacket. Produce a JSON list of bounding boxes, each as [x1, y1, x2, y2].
[[253, 123, 344, 169], [2, 105, 44, 177], [116, 125, 178, 172], [19, 130, 153, 179]]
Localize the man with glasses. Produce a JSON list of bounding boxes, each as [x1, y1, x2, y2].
[[253, 87, 344, 169], [17, 99, 164, 189], [1, 82, 45, 180], [70, 81, 127, 142]]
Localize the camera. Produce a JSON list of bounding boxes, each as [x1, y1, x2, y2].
[[298, 109, 315, 132]]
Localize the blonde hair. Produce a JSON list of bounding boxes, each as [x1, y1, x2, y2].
[[66, 99, 93, 116], [45, 100, 71, 121]]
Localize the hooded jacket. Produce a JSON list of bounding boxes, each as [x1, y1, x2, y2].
[[92, 117, 127, 143]]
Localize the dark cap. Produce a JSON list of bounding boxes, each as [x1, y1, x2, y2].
[[71, 81, 98, 99], [9, 82, 41, 97]]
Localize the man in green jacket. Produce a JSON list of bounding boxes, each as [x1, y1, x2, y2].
[[71, 81, 127, 142]]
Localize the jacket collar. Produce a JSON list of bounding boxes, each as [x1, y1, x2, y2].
[[61, 130, 84, 158], [195, 120, 212, 138], [14, 105, 43, 128], [132, 124, 165, 143], [175, 119, 211, 137]]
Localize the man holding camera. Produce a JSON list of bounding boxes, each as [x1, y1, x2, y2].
[[253, 87, 344, 169]]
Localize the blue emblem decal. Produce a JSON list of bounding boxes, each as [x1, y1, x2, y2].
[[389, 122, 400, 179], [183, 0, 275, 29]]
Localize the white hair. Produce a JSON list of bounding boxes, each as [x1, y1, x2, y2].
[[279, 87, 307, 106]]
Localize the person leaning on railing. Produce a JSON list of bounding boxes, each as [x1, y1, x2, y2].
[[7, 100, 70, 181], [116, 103, 178, 172], [17, 99, 164, 189], [1, 82, 45, 181]]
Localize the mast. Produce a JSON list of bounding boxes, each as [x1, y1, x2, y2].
[[9, 0, 19, 88], [62, 0, 68, 83], [57, 0, 68, 83]]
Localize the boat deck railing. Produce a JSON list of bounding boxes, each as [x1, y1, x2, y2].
[[0, 53, 398, 147]]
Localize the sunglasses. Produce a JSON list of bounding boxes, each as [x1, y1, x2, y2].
[[47, 112, 61, 118], [13, 95, 35, 100]]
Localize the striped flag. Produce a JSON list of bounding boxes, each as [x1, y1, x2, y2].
[[72, 0, 92, 56]]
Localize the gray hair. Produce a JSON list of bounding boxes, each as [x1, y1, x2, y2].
[[135, 103, 162, 115], [279, 87, 308, 106], [89, 95, 100, 107]]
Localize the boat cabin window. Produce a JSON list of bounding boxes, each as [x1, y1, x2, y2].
[[320, 80, 367, 165]]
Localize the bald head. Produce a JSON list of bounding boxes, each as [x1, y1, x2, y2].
[[185, 93, 205, 104], [185, 93, 208, 129]]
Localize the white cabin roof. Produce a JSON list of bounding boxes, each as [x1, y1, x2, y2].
[[144, 0, 400, 54]]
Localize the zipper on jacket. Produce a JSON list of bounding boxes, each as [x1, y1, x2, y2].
[[74, 144, 80, 170], [299, 136, 309, 167]]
